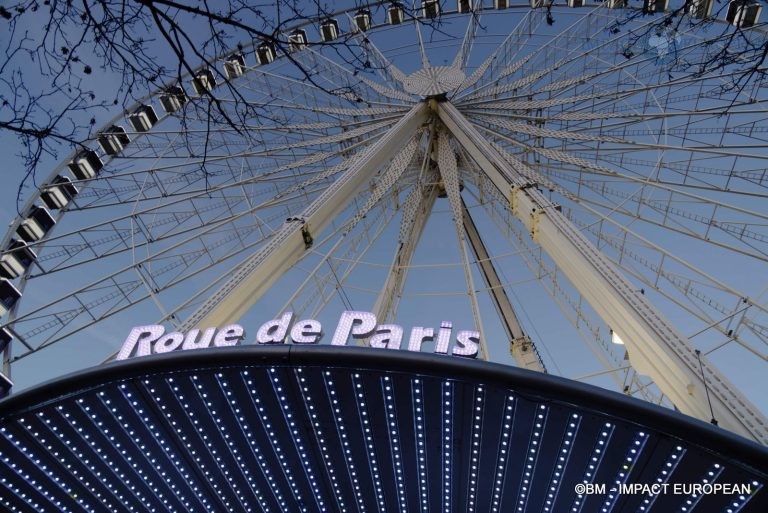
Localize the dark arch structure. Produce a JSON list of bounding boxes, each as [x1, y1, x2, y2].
[[1, 345, 766, 512]]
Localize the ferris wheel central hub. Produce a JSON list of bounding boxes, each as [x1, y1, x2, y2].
[[403, 66, 465, 97]]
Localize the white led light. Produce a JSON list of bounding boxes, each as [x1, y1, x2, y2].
[[369, 324, 404, 349], [256, 312, 293, 344], [330, 311, 377, 346], [289, 319, 322, 344]]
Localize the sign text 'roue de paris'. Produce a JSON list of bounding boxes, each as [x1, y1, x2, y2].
[[116, 310, 480, 360]]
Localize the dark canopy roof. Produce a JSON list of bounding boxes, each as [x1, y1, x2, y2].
[[1, 345, 766, 512]]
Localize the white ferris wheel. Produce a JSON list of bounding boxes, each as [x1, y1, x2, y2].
[[1, 1, 767, 444]]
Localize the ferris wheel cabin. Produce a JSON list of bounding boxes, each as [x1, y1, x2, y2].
[[67, 148, 103, 180], [159, 86, 188, 113], [387, 3, 404, 24], [40, 175, 79, 210], [0, 240, 36, 280], [98, 125, 130, 155], [320, 19, 340, 41], [15, 206, 55, 243], [686, 0, 714, 18], [288, 29, 308, 52], [224, 53, 247, 79], [727, 1, 763, 27], [355, 9, 372, 32], [422, 0, 440, 19], [191, 68, 216, 95], [0, 279, 20, 317], [256, 42, 276, 65], [128, 104, 159, 132]]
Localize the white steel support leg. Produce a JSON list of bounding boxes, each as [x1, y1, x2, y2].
[[436, 100, 768, 444], [461, 198, 546, 373], [180, 103, 429, 331], [371, 182, 440, 326], [437, 130, 488, 361]]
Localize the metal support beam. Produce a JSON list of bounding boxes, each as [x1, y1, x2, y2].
[[180, 103, 429, 330], [437, 129, 488, 360], [436, 100, 768, 444], [371, 182, 439, 326], [461, 198, 546, 373]]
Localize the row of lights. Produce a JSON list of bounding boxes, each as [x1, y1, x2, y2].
[[75, 393, 183, 512], [381, 375, 409, 512], [514, 404, 548, 512], [638, 444, 685, 512], [354, 372, 388, 512], [324, 370, 369, 512], [131, 381, 215, 511], [600, 430, 649, 512], [238, 370, 292, 510], [465, 385, 486, 512], [442, 381, 455, 513], [570, 421, 614, 512], [542, 413, 581, 512], [208, 372, 274, 512], [297, 367, 349, 512], [268, 368, 325, 511], [489, 394, 517, 512], [1, 423, 81, 512], [413, 378, 430, 512], [147, 378, 234, 511]]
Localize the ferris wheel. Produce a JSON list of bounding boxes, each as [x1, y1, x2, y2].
[[1, 1, 766, 445]]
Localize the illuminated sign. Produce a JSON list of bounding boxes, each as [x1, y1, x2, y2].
[[116, 310, 479, 360]]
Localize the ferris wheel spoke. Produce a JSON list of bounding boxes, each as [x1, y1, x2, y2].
[[5, 217, 289, 358], [457, 5, 645, 103], [463, 172, 665, 403], [468, 112, 627, 144], [486, 142, 768, 348], [357, 75, 416, 103], [34, 119, 391, 213], [569, 214, 768, 360], [121, 117, 399, 160], [342, 32, 410, 91], [556, 197, 768, 349], [65, 148, 346, 211], [27, 189, 311, 279], [461, 35, 756, 126], [449, 0, 482, 72], [574, 151, 768, 195], [291, 47, 414, 105], [460, 65, 751, 115], [540, 167, 768, 261], [479, 125, 768, 238], [484, 137, 768, 260], [18, 147, 366, 278], [233, 63, 370, 111], [454, 7, 565, 101], [102, 120, 397, 182]]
